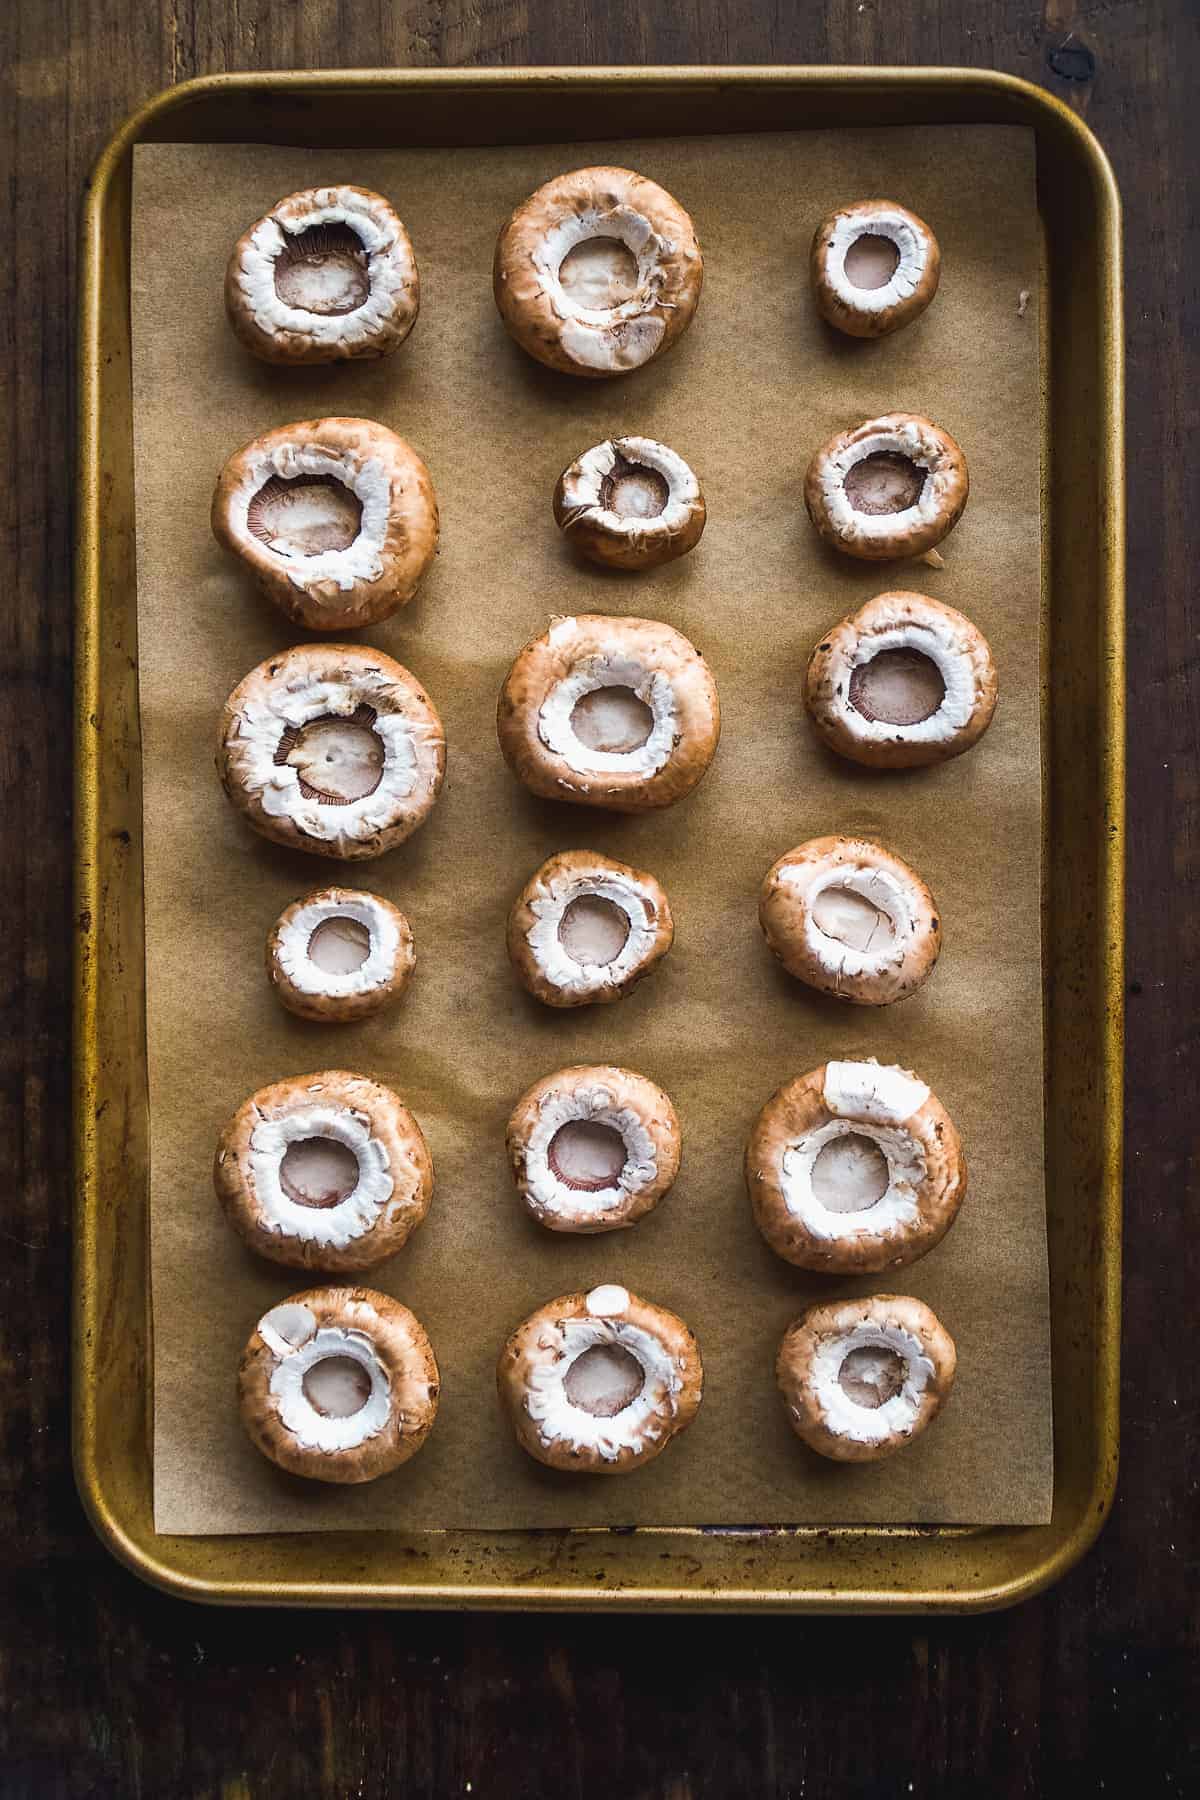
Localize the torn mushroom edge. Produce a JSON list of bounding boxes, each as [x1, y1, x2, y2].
[[811, 199, 941, 340], [553, 436, 706, 570], [266, 886, 415, 1022], [506, 849, 675, 1009], [803, 412, 969, 563]]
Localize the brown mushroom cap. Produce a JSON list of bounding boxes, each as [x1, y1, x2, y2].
[[777, 1293, 956, 1462], [225, 185, 419, 365], [553, 436, 706, 570], [746, 1060, 966, 1272], [805, 591, 998, 770], [507, 849, 674, 1009], [497, 614, 720, 813], [211, 417, 438, 631], [507, 1064, 681, 1233], [811, 199, 940, 339], [217, 642, 445, 861], [239, 1285, 439, 1483], [493, 165, 703, 379], [759, 835, 941, 1006], [804, 413, 968, 563], [214, 1070, 433, 1273], [497, 1285, 703, 1473], [266, 887, 415, 1023]]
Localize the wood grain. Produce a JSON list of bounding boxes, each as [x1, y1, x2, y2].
[[1, 1, 1197, 1794]]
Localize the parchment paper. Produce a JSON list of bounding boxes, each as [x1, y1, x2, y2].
[[132, 128, 1051, 1532]]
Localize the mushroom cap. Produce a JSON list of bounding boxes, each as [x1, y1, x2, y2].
[[211, 417, 439, 631], [746, 1059, 966, 1272], [239, 1285, 439, 1483], [225, 185, 419, 365], [811, 199, 940, 339], [493, 165, 703, 379], [776, 1293, 956, 1462], [217, 641, 445, 861], [805, 591, 998, 770], [759, 835, 941, 1006], [803, 413, 968, 562], [507, 1063, 681, 1233], [214, 1069, 434, 1273], [553, 436, 706, 570], [507, 849, 674, 1008], [497, 613, 720, 812], [497, 1285, 703, 1473], [266, 886, 415, 1022]]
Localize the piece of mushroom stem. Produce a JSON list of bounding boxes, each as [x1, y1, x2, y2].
[[918, 547, 946, 569]]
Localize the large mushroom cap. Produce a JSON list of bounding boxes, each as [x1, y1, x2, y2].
[[507, 849, 675, 1008], [507, 1064, 681, 1233], [804, 413, 968, 563]]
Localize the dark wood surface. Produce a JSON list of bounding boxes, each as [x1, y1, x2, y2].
[[2, 2, 1196, 1795]]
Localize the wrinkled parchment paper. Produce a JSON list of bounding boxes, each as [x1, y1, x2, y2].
[[132, 128, 1051, 1532]]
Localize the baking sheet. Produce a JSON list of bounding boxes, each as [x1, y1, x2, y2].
[[132, 128, 1051, 1533]]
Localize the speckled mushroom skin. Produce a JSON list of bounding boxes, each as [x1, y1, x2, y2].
[[211, 417, 438, 631], [493, 166, 703, 379], [507, 849, 674, 1008], [214, 1070, 433, 1273], [776, 1294, 956, 1464], [506, 1064, 681, 1233], [811, 199, 940, 339], [238, 1285, 440, 1483], [496, 614, 720, 812], [497, 1289, 704, 1473], [553, 437, 706, 570], [805, 591, 998, 770], [266, 887, 415, 1023], [759, 835, 941, 1005], [803, 413, 968, 562], [745, 1062, 966, 1272], [225, 186, 419, 365], [217, 642, 445, 861]]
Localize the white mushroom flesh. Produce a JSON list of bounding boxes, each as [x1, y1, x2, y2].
[[279, 1135, 359, 1208], [824, 208, 931, 317], [524, 1313, 681, 1460], [258, 1301, 317, 1358], [557, 894, 631, 965], [274, 223, 370, 315], [558, 438, 700, 538], [816, 419, 957, 549], [307, 916, 371, 975], [521, 1084, 655, 1222], [821, 600, 987, 748], [246, 474, 364, 557], [526, 870, 660, 997], [248, 1100, 393, 1248], [275, 892, 401, 997], [227, 440, 391, 593], [779, 1060, 931, 1242], [789, 861, 921, 983], [269, 1324, 392, 1452], [539, 634, 679, 779], [532, 205, 670, 373], [811, 885, 895, 954], [842, 234, 901, 290], [809, 1320, 934, 1444]]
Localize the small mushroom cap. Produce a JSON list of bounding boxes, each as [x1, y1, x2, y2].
[[225, 186, 419, 365], [217, 641, 446, 861], [214, 1069, 433, 1273], [211, 417, 439, 631], [507, 848, 674, 1008], [804, 413, 968, 563], [497, 1286, 703, 1473], [746, 1059, 966, 1272], [266, 886, 415, 1023], [497, 613, 720, 813], [506, 1063, 681, 1232], [777, 1293, 956, 1463], [239, 1284, 440, 1483], [493, 165, 703, 379], [811, 199, 940, 339], [553, 437, 706, 571], [759, 835, 941, 1006]]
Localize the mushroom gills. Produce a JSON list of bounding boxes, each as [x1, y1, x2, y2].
[[600, 454, 670, 520], [810, 1133, 889, 1212], [843, 233, 900, 290], [811, 887, 895, 953], [557, 237, 640, 308], [301, 1354, 373, 1417], [848, 649, 945, 726], [837, 1344, 905, 1409], [279, 1136, 360, 1209], [246, 474, 363, 557], [557, 895, 631, 966], [273, 223, 370, 316], [276, 705, 384, 804], [843, 453, 925, 516], [307, 916, 372, 975], [548, 1120, 627, 1191], [562, 1344, 645, 1417], [569, 686, 654, 753]]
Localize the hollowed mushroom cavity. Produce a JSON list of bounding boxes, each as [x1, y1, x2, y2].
[[844, 453, 925, 516], [843, 233, 901, 290], [275, 706, 384, 804], [601, 457, 670, 519], [548, 1119, 628, 1191], [810, 1133, 890, 1213], [301, 1353, 373, 1417], [279, 1137, 360, 1209], [557, 236, 641, 308], [246, 474, 363, 557], [837, 1344, 905, 1409], [812, 886, 896, 953], [569, 686, 655, 753], [562, 1343, 646, 1417], [557, 894, 632, 966], [848, 649, 946, 726], [273, 223, 371, 316], [306, 916, 372, 975]]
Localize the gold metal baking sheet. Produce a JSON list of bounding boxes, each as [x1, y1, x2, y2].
[[74, 66, 1123, 1610]]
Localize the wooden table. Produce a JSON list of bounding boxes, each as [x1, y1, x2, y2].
[[2, 3, 1195, 1793]]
